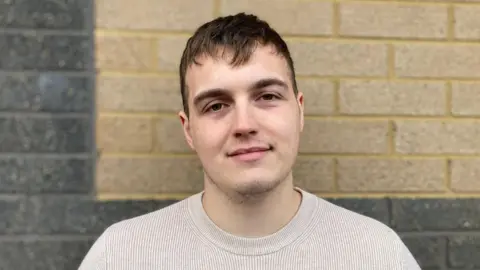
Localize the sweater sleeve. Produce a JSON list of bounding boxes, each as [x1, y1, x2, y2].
[[78, 230, 108, 270]]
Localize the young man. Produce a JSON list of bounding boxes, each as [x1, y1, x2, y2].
[[79, 13, 421, 269]]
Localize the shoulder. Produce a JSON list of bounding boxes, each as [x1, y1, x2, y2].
[[312, 197, 420, 269], [101, 197, 191, 241], [315, 197, 400, 244], [78, 197, 194, 269], [318, 197, 392, 232]]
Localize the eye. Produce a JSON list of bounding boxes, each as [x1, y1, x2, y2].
[[206, 103, 227, 113], [259, 93, 279, 101]]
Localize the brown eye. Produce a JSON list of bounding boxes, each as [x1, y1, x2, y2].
[[261, 94, 277, 100], [211, 104, 223, 111], [207, 103, 226, 112]]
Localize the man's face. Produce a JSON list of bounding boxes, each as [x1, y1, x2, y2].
[[179, 45, 304, 197]]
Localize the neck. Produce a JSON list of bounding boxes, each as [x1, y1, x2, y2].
[[202, 174, 302, 237]]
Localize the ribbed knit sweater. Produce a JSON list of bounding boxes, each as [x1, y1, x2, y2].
[[78, 188, 421, 269]]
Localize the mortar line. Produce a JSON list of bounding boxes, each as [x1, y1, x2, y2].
[[333, 79, 341, 114], [445, 159, 453, 192], [446, 81, 453, 116], [333, 158, 339, 192], [95, 28, 480, 45], [388, 120, 397, 154], [387, 44, 396, 79], [447, 4, 455, 41], [333, 1, 340, 37], [98, 71, 480, 82], [213, 0, 222, 17]]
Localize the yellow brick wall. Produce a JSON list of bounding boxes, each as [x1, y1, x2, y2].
[[94, 0, 480, 201]]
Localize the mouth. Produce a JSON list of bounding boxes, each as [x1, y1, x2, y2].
[[226, 146, 274, 162], [227, 146, 273, 157]]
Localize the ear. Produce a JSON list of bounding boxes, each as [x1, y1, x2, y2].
[[296, 91, 304, 132], [179, 111, 195, 150]]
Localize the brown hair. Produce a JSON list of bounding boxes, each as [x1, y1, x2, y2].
[[178, 12, 298, 117]]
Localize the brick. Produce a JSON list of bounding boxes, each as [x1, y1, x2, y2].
[[154, 116, 191, 153], [0, 196, 28, 234], [292, 157, 334, 192], [27, 196, 173, 234], [339, 80, 446, 115], [395, 120, 480, 154], [95, 0, 213, 31], [451, 159, 480, 192], [288, 41, 388, 76], [448, 236, 480, 268], [0, 117, 91, 153], [0, 33, 91, 71], [327, 198, 390, 225], [97, 76, 183, 113], [401, 236, 445, 269], [395, 44, 480, 78], [337, 158, 445, 192], [0, 157, 92, 193], [340, 2, 447, 39], [0, 241, 28, 270], [0, 0, 89, 30], [452, 82, 480, 116], [4, 239, 96, 270], [97, 116, 152, 153], [157, 35, 189, 72], [0, 159, 27, 193], [0, 74, 92, 113], [299, 119, 389, 154], [391, 199, 480, 231], [96, 157, 204, 193], [221, 0, 333, 35], [298, 79, 334, 115], [95, 35, 154, 71], [454, 6, 480, 40]]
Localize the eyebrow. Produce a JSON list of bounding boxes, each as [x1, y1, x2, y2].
[[252, 78, 288, 91], [192, 78, 288, 107]]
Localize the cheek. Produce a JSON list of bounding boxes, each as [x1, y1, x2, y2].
[[264, 113, 300, 142], [191, 122, 227, 153]]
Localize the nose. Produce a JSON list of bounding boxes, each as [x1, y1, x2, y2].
[[232, 105, 257, 138]]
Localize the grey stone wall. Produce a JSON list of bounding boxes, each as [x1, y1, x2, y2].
[[0, 1, 158, 269], [1, 1, 479, 269], [0, 0, 94, 269]]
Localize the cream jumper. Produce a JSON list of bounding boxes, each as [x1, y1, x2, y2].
[[78, 188, 421, 270]]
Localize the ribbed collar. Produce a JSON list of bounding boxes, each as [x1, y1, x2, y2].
[[187, 188, 319, 256]]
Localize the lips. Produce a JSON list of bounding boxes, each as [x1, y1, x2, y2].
[[228, 146, 272, 157]]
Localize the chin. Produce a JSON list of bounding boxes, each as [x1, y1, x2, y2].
[[204, 164, 290, 199], [231, 177, 282, 197]]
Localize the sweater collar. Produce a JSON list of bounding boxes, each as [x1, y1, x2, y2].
[[187, 187, 319, 256]]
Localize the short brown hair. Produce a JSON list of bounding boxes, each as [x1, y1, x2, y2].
[[178, 13, 298, 117]]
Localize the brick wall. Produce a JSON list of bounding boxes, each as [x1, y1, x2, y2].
[[91, 1, 480, 269], [93, 1, 480, 269], [95, 0, 480, 199], [2, 0, 480, 269]]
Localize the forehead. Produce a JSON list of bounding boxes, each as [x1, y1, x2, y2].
[[184, 45, 291, 99]]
